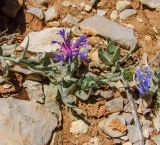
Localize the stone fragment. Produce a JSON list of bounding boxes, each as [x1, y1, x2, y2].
[[80, 15, 137, 50], [23, 80, 45, 103], [62, 0, 72, 7], [97, 9, 107, 16], [47, 21, 60, 27], [0, 97, 57, 145], [99, 115, 126, 138], [140, 0, 160, 8], [152, 134, 160, 145], [45, 6, 58, 22], [70, 120, 89, 135], [120, 136, 129, 141], [84, 4, 92, 12], [27, 7, 44, 20], [127, 125, 140, 143], [116, 0, 131, 12], [153, 112, 160, 132], [106, 97, 124, 113], [83, 137, 102, 145], [119, 9, 137, 19], [19, 27, 70, 53], [122, 113, 134, 124], [62, 14, 78, 26], [110, 10, 119, 21], [71, 25, 83, 36], [1, 0, 23, 18]]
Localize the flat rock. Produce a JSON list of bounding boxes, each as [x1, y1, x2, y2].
[[119, 9, 137, 19], [140, 0, 160, 8], [153, 111, 160, 132], [1, 0, 23, 18], [98, 114, 127, 138], [97, 9, 107, 16], [62, 14, 78, 26], [116, 0, 131, 12], [70, 120, 89, 135], [19, 27, 70, 53], [127, 125, 141, 143], [23, 80, 45, 103], [110, 10, 119, 21], [0, 97, 57, 145], [45, 7, 58, 22], [79, 15, 137, 50], [122, 113, 134, 124], [106, 97, 124, 113], [27, 7, 44, 20]]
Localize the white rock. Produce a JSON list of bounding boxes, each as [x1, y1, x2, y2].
[[62, 0, 72, 7], [106, 97, 124, 113], [27, 7, 44, 20], [70, 120, 89, 135], [119, 9, 137, 19], [127, 125, 141, 143], [116, 0, 131, 12], [23, 80, 45, 103], [97, 9, 107, 16], [85, 4, 92, 12], [0, 97, 57, 145], [122, 113, 134, 124], [110, 10, 119, 21], [45, 6, 58, 22], [19, 27, 70, 53], [62, 14, 78, 26], [80, 15, 137, 50], [143, 129, 150, 138], [153, 112, 160, 132], [98, 115, 126, 138], [140, 0, 160, 9]]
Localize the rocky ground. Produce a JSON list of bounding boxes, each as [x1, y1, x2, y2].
[[0, 0, 160, 145]]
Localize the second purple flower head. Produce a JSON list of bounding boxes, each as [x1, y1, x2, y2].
[[135, 67, 152, 96], [52, 28, 90, 64]]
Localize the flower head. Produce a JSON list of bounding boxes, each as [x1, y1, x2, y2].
[[52, 28, 90, 64], [135, 67, 152, 96]]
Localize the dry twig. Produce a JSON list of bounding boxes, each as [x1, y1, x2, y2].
[[123, 78, 145, 145]]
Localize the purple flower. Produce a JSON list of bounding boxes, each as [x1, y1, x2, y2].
[[52, 28, 90, 64], [135, 67, 152, 96]]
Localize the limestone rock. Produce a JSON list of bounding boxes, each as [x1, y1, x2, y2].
[[45, 7, 58, 22], [140, 0, 160, 9], [116, 0, 131, 12], [27, 7, 44, 20], [80, 15, 137, 50], [127, 125, 141, 143], [70, 120, 89, 135], [0, 97, 57, 145], [62, 14, 78, 26], [23, 80, 45, 103], [119, 9, 137, 19], [106, 97, 124, 113], [99, 114, 126, 138], [19, 27, 70, 53]]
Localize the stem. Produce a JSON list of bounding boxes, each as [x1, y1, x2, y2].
[[123, 78, 145, 145]]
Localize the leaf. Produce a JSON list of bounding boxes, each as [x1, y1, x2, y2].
[[0, 44, 16, 56], [98, 38, 120, 66], [75, 89, 91, 100], [123, 68, 134, 81]]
